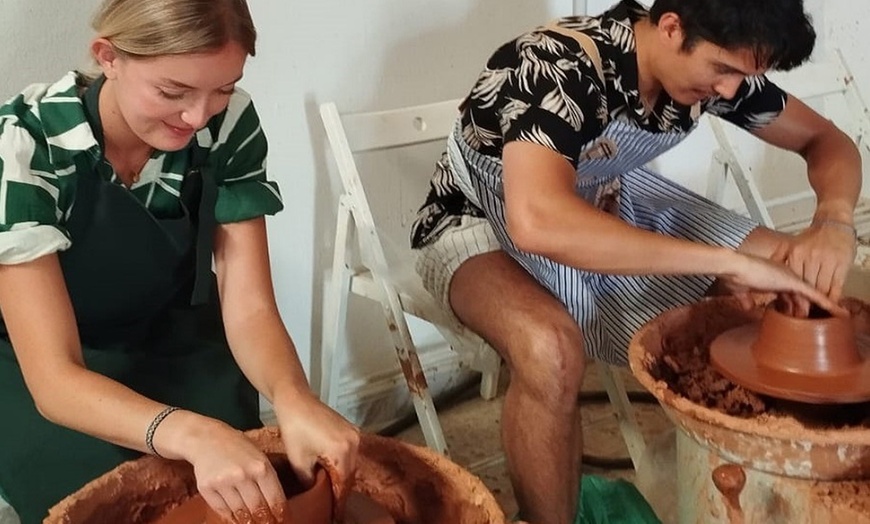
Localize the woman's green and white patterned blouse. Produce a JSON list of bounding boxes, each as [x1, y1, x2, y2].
[[0, 71, 283, 265]]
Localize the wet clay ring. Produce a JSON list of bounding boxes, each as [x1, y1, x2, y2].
[[251, 507, 273, 524], [234, 509, 253, 524]]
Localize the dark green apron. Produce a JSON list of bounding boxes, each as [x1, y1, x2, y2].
[[0, 76, 261, 524]]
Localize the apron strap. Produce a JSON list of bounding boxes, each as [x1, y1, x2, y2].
[[186, 143, 218, 306], [544, 21, 701, 119], [543, 21, 605, 84]]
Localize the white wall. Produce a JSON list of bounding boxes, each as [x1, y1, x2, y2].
[[243, 1, 571, 404], [0, 1, 100, 96]]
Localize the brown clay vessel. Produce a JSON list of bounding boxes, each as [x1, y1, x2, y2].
[[710, 303, 870, 403], [155, 456, 334, 524]]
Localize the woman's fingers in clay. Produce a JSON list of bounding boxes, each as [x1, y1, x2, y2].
[[218, 487, 251, 523], [199, 488, 236, 523], [235, 478, 283, 524], [253, 505, 281, 524], [779, 292, 807, 318]]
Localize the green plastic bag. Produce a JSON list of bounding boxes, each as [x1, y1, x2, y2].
[[513, 475, 661, 524], [576, 475, 661, 524]]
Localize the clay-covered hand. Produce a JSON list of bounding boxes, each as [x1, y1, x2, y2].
[[184, 419, 286, 524], [772, 221, 857, 303], [274, 394, 361, 513], [719, 251, 848, 316]]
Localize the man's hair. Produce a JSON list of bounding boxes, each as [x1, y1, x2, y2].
[[649, 0, 815, 71]]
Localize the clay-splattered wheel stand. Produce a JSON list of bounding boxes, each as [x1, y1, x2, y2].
[[710, 303, 870, 403], [44, 428, 506, 524], [629, 296, 870, 524]]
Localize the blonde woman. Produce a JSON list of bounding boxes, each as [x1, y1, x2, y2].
[[0, 1, 358, 522]]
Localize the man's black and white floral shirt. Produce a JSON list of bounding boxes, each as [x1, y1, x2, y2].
[[411, 0, 787, 248]]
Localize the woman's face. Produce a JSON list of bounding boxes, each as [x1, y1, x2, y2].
[[98, 41, 247, 152]]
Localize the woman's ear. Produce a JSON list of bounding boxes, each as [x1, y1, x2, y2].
[[90, 38, 120, 79]]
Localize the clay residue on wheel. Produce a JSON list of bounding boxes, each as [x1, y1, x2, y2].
[[812, 481, 870, 520]]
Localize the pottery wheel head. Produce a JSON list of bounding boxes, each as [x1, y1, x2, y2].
[[710, 305, 870, 404]]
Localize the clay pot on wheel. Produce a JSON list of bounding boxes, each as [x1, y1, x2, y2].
[[157, 455, 334, 524], [710, 302, 870, 403]]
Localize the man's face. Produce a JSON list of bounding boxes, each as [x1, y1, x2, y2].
[[104, 41, 247, 152], [661, 40, 768, 106]]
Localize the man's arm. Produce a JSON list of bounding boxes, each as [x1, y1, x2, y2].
[[501, 140, 844, 312], [750, 94, 861, 300], [751, 94, 861, 226], [503, 141, 737, 275]]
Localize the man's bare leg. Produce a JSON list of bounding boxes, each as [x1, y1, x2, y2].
[[450, 251, 585, 524]]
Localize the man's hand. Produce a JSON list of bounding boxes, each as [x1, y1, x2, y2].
[[718, 250, 848, 317], [774, 221, 857, 302], [766, 221, 856, 316]]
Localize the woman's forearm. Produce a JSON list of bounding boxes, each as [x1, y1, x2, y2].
[[0, 254, 220, 461], [213, 218, 313, 407], [222, 304, 313, 405], [29, 363, 217, 460]]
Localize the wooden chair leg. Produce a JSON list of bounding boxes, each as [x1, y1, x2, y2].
[[378, 285, 449, 455], [598, 362, 646, 471], [319, 198, 354, 407], [478, 346, 501, 401]]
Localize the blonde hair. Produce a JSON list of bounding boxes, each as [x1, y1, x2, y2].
[[92, 0, 256, 58]]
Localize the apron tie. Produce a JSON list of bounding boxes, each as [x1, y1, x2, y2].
[[186, 143, 218, 306]]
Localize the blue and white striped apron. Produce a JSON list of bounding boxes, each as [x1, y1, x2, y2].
[[450, 118, 758, 365]]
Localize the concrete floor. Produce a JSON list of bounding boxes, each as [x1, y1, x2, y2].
[[393, 360, 679, 522]]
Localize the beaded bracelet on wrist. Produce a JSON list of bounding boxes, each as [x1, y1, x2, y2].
[[145, 406, 181, 458]]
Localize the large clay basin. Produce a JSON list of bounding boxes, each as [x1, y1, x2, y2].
[[44, 427, 506, 524], [628, 296, 870, 481]]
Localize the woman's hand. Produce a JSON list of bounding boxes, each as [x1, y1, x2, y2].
[[273, 393, 361, 506], [182, 418, 286, 524], [718, 250, 848, 316]]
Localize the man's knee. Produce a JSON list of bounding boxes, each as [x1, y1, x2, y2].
[[507, 318, 586, 407]]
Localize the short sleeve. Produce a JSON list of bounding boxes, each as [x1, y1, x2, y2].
[[209, 90, 283, 224], [478, 30, 608, 167], [0, 120, 71, 264], [704, 75, 787, 131]]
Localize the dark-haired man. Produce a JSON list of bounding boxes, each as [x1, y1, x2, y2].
[[410, 0, 859, 522]]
